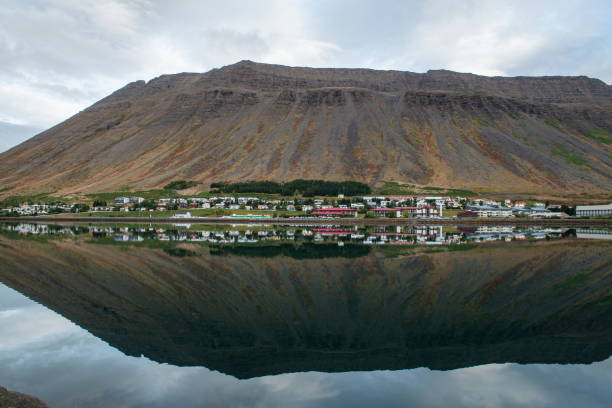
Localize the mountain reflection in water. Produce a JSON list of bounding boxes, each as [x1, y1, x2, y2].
[[0, 222, 610, 381]]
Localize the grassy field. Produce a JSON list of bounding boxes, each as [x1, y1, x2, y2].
[[0, 193, 70, 207], [443, 209, 462, 217], [376, 181, 477, 197]]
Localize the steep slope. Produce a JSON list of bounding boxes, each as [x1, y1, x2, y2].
[[0, 236, 610, 378], [0, 60, 610, 195]]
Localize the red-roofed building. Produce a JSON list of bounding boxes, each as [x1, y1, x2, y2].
[[457, 210, 479, 218]]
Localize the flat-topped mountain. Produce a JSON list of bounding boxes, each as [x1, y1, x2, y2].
[[1, 61, 610, 195]]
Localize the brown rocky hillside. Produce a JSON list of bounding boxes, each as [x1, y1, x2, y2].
[[0, 60, 610, 195]]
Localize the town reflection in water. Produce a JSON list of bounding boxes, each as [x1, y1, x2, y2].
[[0, 222, 610, 407], [4, 222, 609, 247]]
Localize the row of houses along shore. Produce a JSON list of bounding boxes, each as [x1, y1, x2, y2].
[[3, 194, 612, 219]]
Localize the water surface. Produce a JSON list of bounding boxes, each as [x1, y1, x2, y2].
[[0, 222, 610, 407]]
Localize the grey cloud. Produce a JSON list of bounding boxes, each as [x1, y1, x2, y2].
[[0, 121, 43, 153]]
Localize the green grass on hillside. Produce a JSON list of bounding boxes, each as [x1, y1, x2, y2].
[[585, 129, 612, 144], [85, 190, 316, 202], [473, 118, 489, 127], [376, 181, 418, 195], [0, 193, 69, 207], [545, 119, 563, 132], [376, 181, 477, 197], [86, 190, 184, 201], [551, 144, 588, 166]]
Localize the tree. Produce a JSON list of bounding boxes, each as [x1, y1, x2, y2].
[[71, 203, 90, 213], [164, 180, 197, 190]]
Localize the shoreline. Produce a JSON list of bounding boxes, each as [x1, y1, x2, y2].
[[1, 216, 611, 226]]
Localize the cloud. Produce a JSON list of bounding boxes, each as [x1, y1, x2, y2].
[[0, 0, 609, 150], [0, 121, 43, 153]]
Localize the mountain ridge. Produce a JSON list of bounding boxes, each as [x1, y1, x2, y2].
[[0, 61, 610, 196]]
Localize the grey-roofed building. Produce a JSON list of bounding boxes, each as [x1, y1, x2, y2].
[[575, 203, 612, 217]]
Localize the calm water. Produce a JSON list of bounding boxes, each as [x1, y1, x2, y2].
[[0, 222, 611, 407]]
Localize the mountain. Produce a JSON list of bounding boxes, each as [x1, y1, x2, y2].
[[0, 234, 610, 379], [0, 60, 610, 196]]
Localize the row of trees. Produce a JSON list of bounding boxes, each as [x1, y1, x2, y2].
[[164, 180, 198, 190], [210, 179, 371, 197]]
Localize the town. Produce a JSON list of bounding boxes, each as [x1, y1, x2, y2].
[[2, 194, 611, 219]]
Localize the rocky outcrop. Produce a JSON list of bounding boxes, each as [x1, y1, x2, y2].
[[0, 61, 610, 195]]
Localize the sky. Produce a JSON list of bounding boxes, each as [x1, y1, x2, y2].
[[0, 0, 611, 152], [2, 282, 612, 408]]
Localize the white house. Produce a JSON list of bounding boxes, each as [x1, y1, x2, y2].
[[172, 211, 193, 219]]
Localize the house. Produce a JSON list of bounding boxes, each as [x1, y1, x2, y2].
[[422, 196, 448, 207], [388, 196, 413, 202], [172, 211, 193, 218], [446, 200, 462, 209], [575, 203, 612, 217], [114, 197, 130, 205], [130, 197, 145, 204], [368, 206, 440, 218], [92, 206, 113, 212], [529, 211, 569, 218], [467, 206, 513, 217], [369, 208, 404, 217]]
